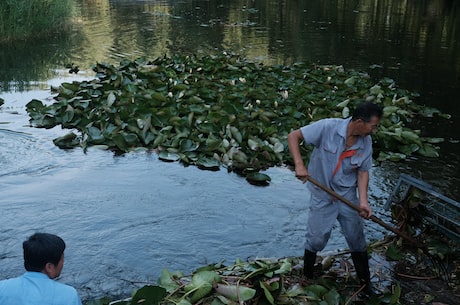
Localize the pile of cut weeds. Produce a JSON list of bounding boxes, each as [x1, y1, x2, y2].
[[370, 231, 459, 305]]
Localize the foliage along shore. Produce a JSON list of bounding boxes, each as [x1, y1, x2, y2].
[[83, 233, 458, 305], [25, 53, 450, 184], [86, 251, 393, 305], [0, 0, 73, 43]]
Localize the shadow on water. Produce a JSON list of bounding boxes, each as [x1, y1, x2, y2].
[[0, 0, 459, 301]]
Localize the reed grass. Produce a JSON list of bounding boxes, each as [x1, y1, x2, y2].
[[0, 0, 73, 42]]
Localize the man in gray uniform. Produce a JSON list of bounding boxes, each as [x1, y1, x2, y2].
[[287, 102, 382, 293]]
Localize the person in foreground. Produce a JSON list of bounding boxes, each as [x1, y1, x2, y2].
[[0, 232, 82, 305], [288, 102, 383, 294]]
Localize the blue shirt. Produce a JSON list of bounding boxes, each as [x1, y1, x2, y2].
[[0, 272, 82, 305], [300, 117, 373, 202]]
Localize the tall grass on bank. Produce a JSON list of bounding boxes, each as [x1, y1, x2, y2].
[[0, 0, 73, 42]]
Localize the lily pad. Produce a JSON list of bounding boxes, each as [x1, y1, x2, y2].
[[196, 157, 220, 171], [246, 172, 271, 186], [158, 151, 180, 162], [53, 132, 80, 149]]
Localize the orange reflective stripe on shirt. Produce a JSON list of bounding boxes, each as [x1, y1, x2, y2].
[[331, 149, 357, 178]]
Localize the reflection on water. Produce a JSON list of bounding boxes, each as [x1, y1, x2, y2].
[[0, 0, 459, 301], [2, 0, 460, 109]]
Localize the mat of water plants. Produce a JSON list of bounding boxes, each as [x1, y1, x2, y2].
[[25, 53, 451, 183]]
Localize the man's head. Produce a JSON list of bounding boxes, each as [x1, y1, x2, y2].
[[23, 233, 66, 279], [351, 102, 383, 136]]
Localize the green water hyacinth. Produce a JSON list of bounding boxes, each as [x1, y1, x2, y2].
[[89, 256, 403, 305], [25, 53, 450, 183]]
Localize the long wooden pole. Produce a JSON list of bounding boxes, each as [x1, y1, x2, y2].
[[306, 176, 424, 248]]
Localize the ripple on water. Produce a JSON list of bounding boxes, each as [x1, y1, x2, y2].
[[0, 128, 57, 177]]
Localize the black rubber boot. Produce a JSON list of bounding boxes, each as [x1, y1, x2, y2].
[[351, 251, 372, 296], [303, 249, 317, 279]]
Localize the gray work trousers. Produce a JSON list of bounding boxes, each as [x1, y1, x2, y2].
[[304, 194, 367, 252]]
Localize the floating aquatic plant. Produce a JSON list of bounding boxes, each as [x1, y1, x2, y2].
[[25, 53, 450, 183]]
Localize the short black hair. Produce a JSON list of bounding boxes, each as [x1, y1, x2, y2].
[[23, 233, 65, 272], [351, 102, 383, 122]]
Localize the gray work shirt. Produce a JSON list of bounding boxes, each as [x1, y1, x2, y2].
[[300, 117, 373, 202]]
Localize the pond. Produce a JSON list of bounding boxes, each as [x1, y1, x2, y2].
[[0, 0, 459, 301]]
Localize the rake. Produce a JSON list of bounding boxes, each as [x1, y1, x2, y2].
[[305, 176, 451, 281]]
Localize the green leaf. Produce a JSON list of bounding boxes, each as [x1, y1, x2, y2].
[[180, 139, 198, 152], [131, 285, 167, 305], [336, 99, 350, 108], [246, 172, 271, 185], [377, 152, 406, 162], [112, 133, 128, 151], [260, 281, 275, 305], [398, 144, 419, 155], [87, 126, 105, 144], [62, 105, 75, 123], [390, 283, 401, 304], [383, 106, 399, 116], [342, 106, 350, 118], [157, 269, 182, 292], [196, 157, 220, 170], [189, 282, 212, 303], [272, 141, 284, 153], [191, 270, 221, 286], [210, 298, 226, 305], [141, 131, 155, 145], [304, 285, 328, 299], [323, 289, 340, 305], [107, 92, 116, 106], [158, 151, 180, 162], [186, 271, 221, 303], [417, 143, 439, 157], [230, 126, 242, 143], [193, 263, 221, 273], [424, 137, 444, 144], [344, 76, 357, 85], [385, 244, 404, 261], [61, 82, 80, 92], [204, 137, 222, 152], [235, 258, 244, 264], [419, 107, 441, 117], [274, 259, 291, 274], [369, 85, 383, 95], [53, 133, 80, 149], [248, 138, 259, 151], [26, 99, 45, 110], [401, 130, 420, 144], [214, 284, 256, 302], [284, 285, 305, 297]]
